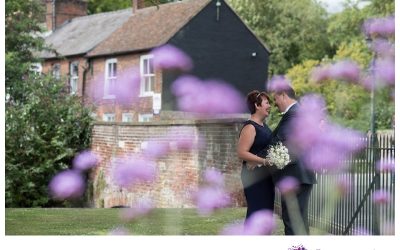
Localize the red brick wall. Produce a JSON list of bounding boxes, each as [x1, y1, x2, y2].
[[89, 118, 247, 208]]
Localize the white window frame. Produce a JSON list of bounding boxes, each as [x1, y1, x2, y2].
[[52, 63, 61, 80], [104, 58, 117, 99], [30, 63, 42, 75], [122, 113, 133, 122], [102, 113, 115, 122], [138, 113, 153, 122], [140, 54, 155, 96], [69, 61, 79, 95]]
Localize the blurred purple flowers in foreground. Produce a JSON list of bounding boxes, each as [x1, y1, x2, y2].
[[194, 168, 231, 216], [266, 75, 292, 92], [73, 150, 100, 171], [221, 209, 276, 235], [287, 94, 365, 172], [152, 44, 193, 72], [363, 16, 395, 38], [311, 60, 361, 83], [372, 189, 391, 204], [276, 177, 300, 195], [49, 150, 100, 200], [112, 155, 157, 189], [49, 170, 85, 200], [120, 197, 155, 221], [171, 75, 246, 116]]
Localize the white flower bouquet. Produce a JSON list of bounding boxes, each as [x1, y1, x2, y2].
[[266, 142, 291, 169]]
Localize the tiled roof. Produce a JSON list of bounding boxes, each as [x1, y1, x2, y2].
[[39, 8, 132, 58], [87, 0, 211, 57]]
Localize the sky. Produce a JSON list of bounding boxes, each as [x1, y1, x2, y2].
[[317, 0, 370, 13]]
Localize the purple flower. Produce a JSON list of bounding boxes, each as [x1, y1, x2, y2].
[[372, 189, 391, 204], [72, 150, 100, 171], [194, 186, 231, 216], [363, 16, 395, 37], [266, 75, 292, 92], [329, 60, 361, 83], [49, 170, 85, 200], [376, 159, 395, 172], [353, 227, 371, 235], [372, 39, 394, 59], [221, 209, 276, 235], [374, 58, 395, 86], [243, 209, 276, 235], [142, 139, 170, 159], [171, 75, 246, 115], [112, 155, 157, 188], [203, 168, 224, 187], [310, 65, 331, 83], [277, 177, 300, 195], [152, 44, 193, 72], [287, 95, 366, 172], [113, 67, 141, 105], [120, 197, 155, 221]]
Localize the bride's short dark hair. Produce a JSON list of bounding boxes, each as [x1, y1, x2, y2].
[[246, 90, 270, 114]]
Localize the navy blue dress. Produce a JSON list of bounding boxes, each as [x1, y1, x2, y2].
[[240, 120, 275, 219]]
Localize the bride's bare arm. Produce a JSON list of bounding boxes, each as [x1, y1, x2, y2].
[[237, 124, 266, 169]]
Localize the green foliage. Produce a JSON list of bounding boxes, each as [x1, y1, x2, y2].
[[6, 0, 94, 207], [6, 0, 46, 104], [5, 75, 94, 207], [287, 34, 393, 131], [87, 0, 174, 14], [227, 0, 333, 74], [327, 5, 369, 50]]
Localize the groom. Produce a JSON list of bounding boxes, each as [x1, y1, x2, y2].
[[269, 85, 316, 235]]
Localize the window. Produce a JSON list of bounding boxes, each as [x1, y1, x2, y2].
[[102, 113, 115, 122], [30, 63, 42, 75], [138, 113, 153, 122], [104, 58, 117, 98], [69, 61, 79, 94], [52, 64, 61, 80], [140, 55, 155, 96], [122, 113, 133, 122]]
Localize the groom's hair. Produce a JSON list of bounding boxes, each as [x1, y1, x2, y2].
[[276, 86, 296, 100]]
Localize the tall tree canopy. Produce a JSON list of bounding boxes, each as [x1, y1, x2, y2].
[[227, 0, 334, 74]]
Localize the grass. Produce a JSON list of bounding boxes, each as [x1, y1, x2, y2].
[[5, 208, 324, 235]]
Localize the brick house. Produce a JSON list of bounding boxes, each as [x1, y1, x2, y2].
[[39, 0, 270, 122], [38, 0, 271, 208]]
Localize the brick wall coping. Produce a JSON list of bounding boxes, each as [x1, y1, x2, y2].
[[93, 115, 249, 127]]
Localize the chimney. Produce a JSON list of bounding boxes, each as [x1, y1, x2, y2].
[[46, 0, 87, 31], [132, 0, 146, 13]]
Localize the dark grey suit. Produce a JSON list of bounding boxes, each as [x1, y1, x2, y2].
[[271, 103, 316, 235]]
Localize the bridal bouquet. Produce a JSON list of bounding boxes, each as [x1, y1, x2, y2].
[[265, 142, 290, 169]]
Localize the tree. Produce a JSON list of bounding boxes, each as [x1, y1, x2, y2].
[[87, 0, 174, 14], [227, 0, 333, 74], [5, 0, 94, 207]]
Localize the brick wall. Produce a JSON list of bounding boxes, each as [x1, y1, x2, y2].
[[89, 117, 248, 208]]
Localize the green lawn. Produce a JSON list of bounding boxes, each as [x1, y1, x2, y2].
[[5, 208, 324, 235]]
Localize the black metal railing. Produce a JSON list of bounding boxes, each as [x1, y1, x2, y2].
[[275, 132, 395, 235]]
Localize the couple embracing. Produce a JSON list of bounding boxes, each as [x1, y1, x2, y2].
[[237, 86, 316, 235]]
